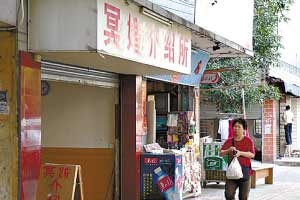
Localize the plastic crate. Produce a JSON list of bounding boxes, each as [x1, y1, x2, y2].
[[204, 156, 228, 170], [205, 170, 226, 181]]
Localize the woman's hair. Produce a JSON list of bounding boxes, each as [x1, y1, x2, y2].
[[232, 118, 247, 130]]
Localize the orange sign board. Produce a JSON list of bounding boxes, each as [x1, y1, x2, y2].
[[37, 163, 84, 200]]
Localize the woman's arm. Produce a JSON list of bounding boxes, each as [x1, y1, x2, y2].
[[235, 150, 255, 158], [220, 146, 236, 157]]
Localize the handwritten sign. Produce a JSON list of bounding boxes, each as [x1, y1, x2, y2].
[[37, 164, 84, 200], [97, 0, 192, 74]]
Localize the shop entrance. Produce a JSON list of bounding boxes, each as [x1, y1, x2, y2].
[[40, 62, 119, 200]]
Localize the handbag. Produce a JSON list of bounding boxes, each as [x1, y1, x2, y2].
[[231, 139, 251, 181]]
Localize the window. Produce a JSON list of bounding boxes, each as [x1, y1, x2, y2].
[[254, 120, 262, 138]]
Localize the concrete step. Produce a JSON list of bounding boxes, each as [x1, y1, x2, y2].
[[275, 157, 300, 167]]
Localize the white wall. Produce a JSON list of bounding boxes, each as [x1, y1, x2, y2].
[[29, 0, 97, 51], [279, 1, 300, 67], [42, 81, 116, 148], [291, 98, 300, 149], [0, 0, 16, 27], [195, 0, 254, 51]]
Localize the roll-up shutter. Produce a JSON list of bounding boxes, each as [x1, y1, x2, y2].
[[246, 104, 263, 120], [41, 61, 119, 88], [200, 102, 262, 120]]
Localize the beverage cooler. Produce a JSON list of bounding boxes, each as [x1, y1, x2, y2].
[[140, 153, 183, 200]]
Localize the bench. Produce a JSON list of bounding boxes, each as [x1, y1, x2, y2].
[[250, 166, 273, 188]]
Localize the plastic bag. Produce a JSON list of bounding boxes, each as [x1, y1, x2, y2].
[[226, 157, 243, 179]]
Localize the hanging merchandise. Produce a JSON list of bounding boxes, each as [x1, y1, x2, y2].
[[188, 121, 196, 134], [182, 151, 201, 199], [218, 119, 229, 141], [167, 113, 178, 127], [166, 111, 195, 149]]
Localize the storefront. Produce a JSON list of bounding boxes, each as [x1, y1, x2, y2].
[[27, 0, 193, 199], [9, 0, 255, 199], [138, 49, 209, 199], [40, 62, 118, 199]]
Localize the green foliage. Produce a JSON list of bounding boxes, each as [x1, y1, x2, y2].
[[201, 0, 293, 113]]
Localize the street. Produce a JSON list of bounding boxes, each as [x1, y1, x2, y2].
[[191, 165, 300, 200]]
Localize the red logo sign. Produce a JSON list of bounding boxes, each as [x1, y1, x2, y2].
[[157, 176, 174, 192], [144, 158, 159, 164], [201, 72, 220, 84]]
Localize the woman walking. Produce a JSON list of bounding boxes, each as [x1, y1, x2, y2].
[[220, 118, 255, 200]]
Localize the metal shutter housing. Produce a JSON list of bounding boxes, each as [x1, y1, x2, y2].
[[41, 61, 119, 88]]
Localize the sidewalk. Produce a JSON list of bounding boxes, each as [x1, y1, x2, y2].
[[189, 164, 300, 200]]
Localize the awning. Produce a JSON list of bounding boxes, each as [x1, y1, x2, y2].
[[284, 82, 300, 97], [269, 67, 300, 97]]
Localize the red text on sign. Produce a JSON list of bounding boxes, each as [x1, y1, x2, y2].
[[178, 37, 188, 67], [149, 26, 159, 59], [164, 31, 175, 63], [144, 157, 159, 164], [104, 3, 120, 47], [43, 166, 56, 178], [58, 167, 71, 179], [127, 14, 141, 54]]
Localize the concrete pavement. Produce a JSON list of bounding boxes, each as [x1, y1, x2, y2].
[[189, 165, 300, 200]]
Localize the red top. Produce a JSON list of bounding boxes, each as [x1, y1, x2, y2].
[[221, 136, 255, 167]]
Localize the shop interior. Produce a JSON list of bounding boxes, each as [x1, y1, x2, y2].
[[146, 79, 196, 150], [142, 79, 202, 199], [41, 80, 117, 200]]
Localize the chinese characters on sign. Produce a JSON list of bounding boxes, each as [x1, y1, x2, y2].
[[98, 0, 191, 74], [104, 3, 120, 47], [144, 157, 159, 165], [158, 176, 174, 192], [37, 164, 83, 200]]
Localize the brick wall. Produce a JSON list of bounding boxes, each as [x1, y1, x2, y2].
[[263, 100, 277, 163]]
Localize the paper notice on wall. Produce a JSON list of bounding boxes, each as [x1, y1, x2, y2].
[[264, 124, 272, 135], [0, 91, 9, 115]]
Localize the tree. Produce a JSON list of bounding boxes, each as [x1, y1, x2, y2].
[[201, 0, 294, 113]]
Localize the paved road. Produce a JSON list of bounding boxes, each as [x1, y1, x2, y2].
[[189, 165, 300, 200]]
